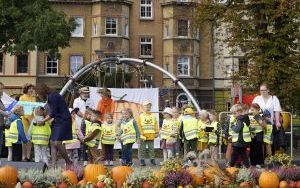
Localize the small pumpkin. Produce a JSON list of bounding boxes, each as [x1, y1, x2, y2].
[[0, 165, 18, 188], [259, 171, 279, 188], [22, 181, 33, 188], [97, 181, 106, 188], [289, 181, 297, 188], [279, 181, 289, 188], [142, 181, 152, 188], [62, 170, 78, 185], [111, 166, 133, 188], [225, 167, 239, 177], [187, 167, 205, 186], [296, 181, 300, 188], [83, 164, 106, 184]]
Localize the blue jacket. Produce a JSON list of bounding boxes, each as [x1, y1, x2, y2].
[[10, 114, 29, 144]]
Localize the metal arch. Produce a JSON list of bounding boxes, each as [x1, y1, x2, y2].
[[60, 57, 201, 114]]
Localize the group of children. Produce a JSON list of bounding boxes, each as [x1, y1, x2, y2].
[[4, 100, 275, 169]]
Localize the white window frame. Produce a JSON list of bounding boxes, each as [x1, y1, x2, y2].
[[124, 24, 129, 37], [46, 55, 59, 75], [71, 17, 84, 37], [70, 55, 83, 75], [105, 63, 117, 75], [177, 56, 190, 76], [140, 0, 153, 19], [177, 19, 189, 37], [105, 17, 118, 36], [92, 23, 97, 36], [140, 37, 153, 57]]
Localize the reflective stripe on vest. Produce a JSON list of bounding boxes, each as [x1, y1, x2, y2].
[[5, 129, 12, 147], [198, 120, 208, 142], [183, 117, 198, 140], [85, 123, 101, 148], [232, 122, 251, 143], [264, 123, 273, 144], [140, 113, 156, 134], [8, 119, 21, 144], [101, 123, 116, 145], [31, 122, 51, 145], [121, 119, 136, 145], [249, 115, 263, 133], [63, 121, 78, 144], [208, 121, 218, 144]]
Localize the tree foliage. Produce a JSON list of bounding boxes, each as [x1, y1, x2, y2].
[[0, 0, 76, 56], [195, 0, 300, 111]]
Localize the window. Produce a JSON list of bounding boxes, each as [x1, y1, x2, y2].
[[16, 54, 28, 73], [92, 23, 97, 36], [140, 0, 152, 19], [177, 56, 189, 76], [105, 64, 117, 75], [177, 20, 189, 37], [140, 37, 152, 57], [105, 17, 117, 35], [0, 53, 3, 73], [72, 17, 84, 37], [70, 55, 83, 75], [124, 24, 129, 37], [140, 75, 153, 88], [46, 56, 58, 75], [238, 57, 248, 76]]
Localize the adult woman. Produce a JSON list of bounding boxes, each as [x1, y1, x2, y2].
[[35, 84, 72, 167], [252, 83, 283, 153], [19, 83, 36, 161], [96, 88, 115, 121]]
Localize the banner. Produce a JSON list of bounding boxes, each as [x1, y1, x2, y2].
[[1, 92, 16, 110], [89, 87, 161, 149], [17, 101, 46, 115]]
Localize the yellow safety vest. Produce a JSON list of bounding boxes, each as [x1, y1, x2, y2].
[[5, 129, 12, 147], [7, 119, 21, 144], [160, 119, 177, 141], [85, 120, 92, 135], [63, 121, 78, 144], [264, 123, 273, 144], [228, 115, 236, 136], [182, 117, 198, 140], [101, 123, 116, 145], [85, 123, 101, 148], [208, 121, 218, 144], [198, 120, 209, 142], [249, 115, 263, 133], [232, 122, 251, 143], [31, 121, 51, 145], [140, 113, 156, 134], [120, 119, 136, 145]]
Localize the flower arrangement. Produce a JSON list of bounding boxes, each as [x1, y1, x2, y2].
[[164, 169, 192, 187]]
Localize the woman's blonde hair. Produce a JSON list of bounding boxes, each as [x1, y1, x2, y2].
[[122, 108, 133, 118], [230, 104, 243, 113], [199, 110, 209, 119], [12, 105, 24, 115]]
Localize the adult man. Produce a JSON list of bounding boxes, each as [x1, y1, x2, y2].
[[138, 101, 158, 166], [0, 82, 10, 157]]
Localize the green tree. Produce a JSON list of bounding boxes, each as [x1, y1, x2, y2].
[[0, 0, 76, 56], [195, 0, 300, 112]]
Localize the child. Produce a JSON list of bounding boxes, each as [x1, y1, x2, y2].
[[179, 108, 198, 157], [101, 113, 116, 166], [197, 110, 210, 153], [63, 108, 80, 165], [225, 113, 236, 164], [229, 104, 251, 168], [249, 103, 264, 166], [207, 111, 220, 161], [117, 108, 140, 166], [29, 106, 51, 166], [262, 110, 273, 158], [79, 110, 102, 163], [79, 108, 92, 165], [160, 107, 178, 163], [4, 119, 12, 161], [8, 105, 29, 161], [172, 107, 183, 157]]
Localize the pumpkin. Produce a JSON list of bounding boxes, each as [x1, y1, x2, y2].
[[0, 165, 18, 188], [259, 171, 279, 188], [62, 170, 78, 185], [225, 167, 239, 177], [279, 181, 289, 188], [282, 113, 291, 130], [142, 181, 152, 188], [97, 181, 106, 188], [239, 182, 252, 188], [22, 181, 33, 188], [187, 167, 205, 186], [111, 166, 133, 188], [296, 181, 300, 188], [113, 100, 144, 121], [289, 181, 297, 188], [83, 164, 106, 184], [203, 167, 217, 183]]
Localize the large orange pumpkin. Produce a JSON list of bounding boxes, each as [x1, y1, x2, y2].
[[111, 166, 133, 188], [83, 164, 106, 184], [259, 171, 279, 188], [225, 167, 239, 177], [0, 165, 18, 188], [187, 167, 205, 186], [62, 170, 78, 185]]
